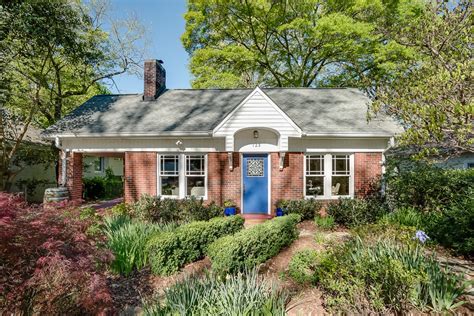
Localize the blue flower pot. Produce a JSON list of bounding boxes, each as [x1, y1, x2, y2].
[[224, 207, 236, 216], [276, 207, 284, 216]]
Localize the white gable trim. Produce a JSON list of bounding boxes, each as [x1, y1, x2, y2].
[[213, 87, 302, 135]]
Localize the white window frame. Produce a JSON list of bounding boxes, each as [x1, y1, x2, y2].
[[304, 153, 354, 199], [157, 153, 208, 199], [94, 157, 105, 173]]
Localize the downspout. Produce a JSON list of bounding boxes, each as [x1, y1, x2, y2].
[[55, 136, 67, 187]]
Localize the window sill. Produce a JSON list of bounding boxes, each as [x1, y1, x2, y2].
[[305, 195, 354, 200]]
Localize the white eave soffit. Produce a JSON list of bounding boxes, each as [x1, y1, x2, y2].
[[212, 87, 302, 136]]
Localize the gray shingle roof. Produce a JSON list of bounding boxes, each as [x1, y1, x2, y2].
[[44, 88, 402, 137]]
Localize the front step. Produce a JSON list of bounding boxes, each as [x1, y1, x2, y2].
[[242, 214, 273, 227]]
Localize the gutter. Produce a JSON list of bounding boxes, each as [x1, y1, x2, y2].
[[302, 132, 395, 138], [45, 131, 214, 139]]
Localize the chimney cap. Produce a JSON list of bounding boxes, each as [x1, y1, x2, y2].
[[145, 59, 164, 64]]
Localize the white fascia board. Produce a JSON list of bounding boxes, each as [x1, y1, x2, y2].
[[302, 132, 394, 138], [48, 131, 214, 139]]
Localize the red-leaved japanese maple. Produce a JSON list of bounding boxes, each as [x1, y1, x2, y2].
[[0, 192, 114, 314]]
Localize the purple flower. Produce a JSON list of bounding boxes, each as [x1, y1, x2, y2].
[[414, 230, 430, 243]]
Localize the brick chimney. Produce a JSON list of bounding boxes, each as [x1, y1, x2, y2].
[[144, 59, 166, 100]]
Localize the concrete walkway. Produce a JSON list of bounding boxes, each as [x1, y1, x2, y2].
[[84, 197, 124, 210]]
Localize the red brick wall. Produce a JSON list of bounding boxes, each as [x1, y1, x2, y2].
[[207, 152, 241, 210], [124, 152, 157, 202], [354, 152, 383, 197], [120, 151, 383, 207], [58, 152, 83, 203], [270, 152, 304, 214]]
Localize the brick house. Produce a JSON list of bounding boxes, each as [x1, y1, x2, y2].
[[44, 59, 401, 217]]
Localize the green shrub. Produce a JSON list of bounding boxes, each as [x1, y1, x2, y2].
[[110, 202, 130, 216], [314, 237, 468, 313], [207, 214, 301, 274], [314, 215, 335, 230], [279, 199, 322, 220], [288, 249, 320, 284], [424, 197, 474, 256], [379, 207, 424, 228], [143, 269, 287, 315], [146, 216, 244, 275], [353, 223, 417, 246], [326, 198, 387, 228], [83, 169, 123, 200], [103, 215, 178, 276], [131, 194, 223, 223], [385, 164, 474, 211]]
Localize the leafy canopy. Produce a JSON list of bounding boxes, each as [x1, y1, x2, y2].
[[182, 0, 422, 88]]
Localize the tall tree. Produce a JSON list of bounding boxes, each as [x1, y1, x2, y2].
[[0, 0, 147, 189], [182, 0, 419, 88], [370, 0, 473, 156]]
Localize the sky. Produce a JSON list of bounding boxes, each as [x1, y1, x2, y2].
[[109, 0, 191, 93]]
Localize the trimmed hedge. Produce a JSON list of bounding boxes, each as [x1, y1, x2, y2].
[[207, 214, 301, 274], [146, 216, 244, 275]]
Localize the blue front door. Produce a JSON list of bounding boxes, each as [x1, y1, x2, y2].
[[242, 154, 269, 214]]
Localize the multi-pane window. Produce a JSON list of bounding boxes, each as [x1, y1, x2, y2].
[[186, 155, 206, 197], [305, 154, 353, 198], [94, 157, 105, 172], [158, 154, 207, 198], [332, 155, 350, 196], [159, 155, 180, 196], [305, 155, 324, 196]]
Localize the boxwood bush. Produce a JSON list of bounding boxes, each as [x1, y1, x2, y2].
[[207, 214, 301, 274], [146, 216, 244, 275]]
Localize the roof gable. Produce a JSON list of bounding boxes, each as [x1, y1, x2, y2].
[[213, 87, 302, 137]]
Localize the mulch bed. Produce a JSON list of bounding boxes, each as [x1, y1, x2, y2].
[[107, 258, 212, 312]]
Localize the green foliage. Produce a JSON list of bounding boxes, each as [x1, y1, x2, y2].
[[279, 199, 322, 220], [223, 199, 236, 208], [110, 202, 130, 217], [326, 198, 387, 228], [384, 165, 474, 256], [315, 238, 469, 313], [83, 169, 123, 201], [386, 164, 474, 211], [314, 215, 335, 230], [288, 249, 320, 284], [103, 215, 178, 276], [424, 198, 474, 257], [207, 214, 301, 274], [182, 0, 421, 88], [370, 0, 473, 153], [379, 207, 424, 228], [143, 269, 288, 315], [131, 194, 223, 223], [146, 216, 244, 275], [353, 223, 417, 247]]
